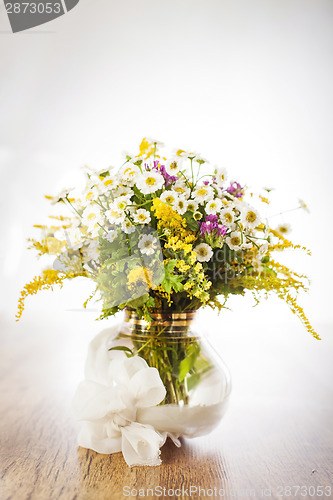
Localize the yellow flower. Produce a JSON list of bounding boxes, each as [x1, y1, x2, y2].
[[139, 138, 155, 158], [176, 260, 190, 273], [184, 281, 194, 291], [127, 266, 154, 290], [152, 199, 188, 234]]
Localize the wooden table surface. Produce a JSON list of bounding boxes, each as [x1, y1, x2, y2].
[[1, 308, 332, 500]]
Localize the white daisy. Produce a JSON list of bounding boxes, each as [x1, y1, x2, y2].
[[225, 231, 242, 251], [173, 180, 191, 198], [133, 209, 151, 225], [121, 219, 136, 234], [299, 199, 310, 213], [145, 138, 165, 147], [49, 187, 73, 205], [82, 240, 100, 263], [113, 186, 134, 199], [194, 186, 214, 204], [175, 195, 188, 215], [276, 223, 291, 235], [187, 200, 198, 212], [214, 167, 228, 186], [160, 191, 178, 207], [96, 176, 117, 195], [252, 256, 264, 273], [104, 229, 117, 243], [138, 234, 158, 256], [220, 208, 235, 226], [137, 171, 164, 195], [118, 163, 141, 186], [65, 226, 84, 250], [105, 205, 126, 225], [194, 243, 213, 262], [179, 150, 199, 159], [206, 198, 222, 215], [258, 241, 269, 256], [241, 206, 261, 229], [164, 159, 182, 176], [82, 204, 102, 228], [113, 195, 130, 212], [83, 186, 100, 203]]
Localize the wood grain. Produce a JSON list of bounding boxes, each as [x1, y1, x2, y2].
[[1, 310, 332, 500]]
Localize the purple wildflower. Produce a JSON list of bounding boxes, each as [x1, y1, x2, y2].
[[199, 215, 227, 238], [226, 181, 244, 198], [158, 164, 178, 187], [152, 161, 178, 186]]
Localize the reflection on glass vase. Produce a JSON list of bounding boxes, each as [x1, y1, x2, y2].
[[108, 309, 232, 438]]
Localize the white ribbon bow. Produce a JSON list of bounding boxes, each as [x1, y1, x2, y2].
[[72, 328, 170, 466]]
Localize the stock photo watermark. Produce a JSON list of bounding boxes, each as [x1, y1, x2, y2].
[[122, 484, 332, 498], [3, 0, 80, 32]]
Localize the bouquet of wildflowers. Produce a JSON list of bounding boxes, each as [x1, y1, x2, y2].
[[17, 138, 318, 340]]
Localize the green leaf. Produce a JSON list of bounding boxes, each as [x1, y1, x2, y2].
[[184, 212, 199, 231], [178, 344, 200, 382], [108, 345, 134, 357], [187, 373, 201, 391]]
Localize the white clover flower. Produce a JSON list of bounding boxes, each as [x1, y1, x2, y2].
[[118, 163, 141, 186], [220, 208, 235, 227], [194, 185, 214, 204], [160, 190, 178, 207], [104, 229, 117, 243], [105, 205, 126, 225], [138, 234, 158, 256], [137, 171, 164, 195], [241, 205, 261, 229], [121, 219, 136, 234], [206, 198, 222, 215], [214, 167, 228, 186], [175, 195, 188, 215], [194, 243, 213, 262], [225, 231, 242, 251], [133, 209, 151, 225]]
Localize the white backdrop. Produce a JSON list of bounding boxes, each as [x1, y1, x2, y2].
[[0, 0, 332, 331]]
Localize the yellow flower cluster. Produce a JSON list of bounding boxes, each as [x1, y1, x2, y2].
[[138, 138, 156, 158], [152, 199, 188, 235], [127, 266, 154, 290], [16, 269, 65, 320], [269, 229, 311, 255], [28, 237, 67, 256]]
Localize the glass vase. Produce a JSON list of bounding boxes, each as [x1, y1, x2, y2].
[[109, 309, 232, 438]]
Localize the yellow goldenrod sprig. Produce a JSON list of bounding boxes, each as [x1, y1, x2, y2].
[[16, 269, 65, 321]]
